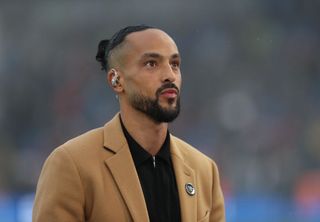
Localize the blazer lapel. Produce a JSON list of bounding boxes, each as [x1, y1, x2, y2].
[[170, 137, 197, 222], [103, 114, 149, 222]]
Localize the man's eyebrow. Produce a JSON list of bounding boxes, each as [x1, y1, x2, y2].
[[140, 52, 181, 60], [141, 52, 162, 59], [171, 53, 180, 60]]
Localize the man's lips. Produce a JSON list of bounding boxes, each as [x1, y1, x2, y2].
[[160, 88, 178, 98]]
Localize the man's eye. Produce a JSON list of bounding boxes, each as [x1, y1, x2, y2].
[[145, 60, 157, 68], [171, 61, 180, 68]]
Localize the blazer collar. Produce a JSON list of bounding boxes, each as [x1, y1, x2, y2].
[[170, 137, 197, 222], [103, 113, 149, 221], [103, 113, 127, 153]]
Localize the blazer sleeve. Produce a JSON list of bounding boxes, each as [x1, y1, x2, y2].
[[210, 160, 226, 222], [32, 147, 85, 222]]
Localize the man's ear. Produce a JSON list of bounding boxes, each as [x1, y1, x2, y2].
[[107, 68, 123, 93]]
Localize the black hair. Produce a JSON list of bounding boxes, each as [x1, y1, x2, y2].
[[95, 25, 153, 71]]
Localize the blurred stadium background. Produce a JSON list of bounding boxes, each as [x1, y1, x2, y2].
[[0, 0, 320, 221]]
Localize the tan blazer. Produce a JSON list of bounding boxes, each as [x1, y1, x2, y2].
[[33, 114, 225, 222]]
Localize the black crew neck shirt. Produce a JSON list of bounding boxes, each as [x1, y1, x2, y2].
[[120, 118, 181, 222]]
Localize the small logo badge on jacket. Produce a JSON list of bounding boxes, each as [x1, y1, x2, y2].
[[185, 183, 196, 196]]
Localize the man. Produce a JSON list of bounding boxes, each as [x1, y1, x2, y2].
[[33, 25, 225, 222]]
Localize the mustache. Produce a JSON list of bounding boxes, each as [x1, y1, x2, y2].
[[156, 83, 180, 96]]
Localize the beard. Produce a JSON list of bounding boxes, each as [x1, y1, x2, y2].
[[128, 83, 180, 123]]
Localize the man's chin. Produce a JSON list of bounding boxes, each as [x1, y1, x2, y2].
[[156, 107, 180, 122], [158, 100, 177, 109], [129, 93, 180, 122]]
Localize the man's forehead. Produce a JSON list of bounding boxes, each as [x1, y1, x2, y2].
[[124, 28, 179, 53]]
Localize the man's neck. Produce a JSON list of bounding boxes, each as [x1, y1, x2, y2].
[[119, 107, 168, 156]]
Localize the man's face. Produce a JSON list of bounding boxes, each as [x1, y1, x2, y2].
[[119, 29, 182, 122]]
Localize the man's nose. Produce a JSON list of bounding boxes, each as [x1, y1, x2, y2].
[[161, 64, 176, 83]]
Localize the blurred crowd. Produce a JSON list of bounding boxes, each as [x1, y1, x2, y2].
[[0, 0, 319, 219]]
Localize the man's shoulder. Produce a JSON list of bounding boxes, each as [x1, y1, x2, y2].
[[55, 127, 105, 157]]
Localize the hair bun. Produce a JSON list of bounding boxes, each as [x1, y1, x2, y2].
[[96, 39, 109, 70]]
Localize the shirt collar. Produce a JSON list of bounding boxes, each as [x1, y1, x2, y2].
[[120, 116, 171, 167]]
